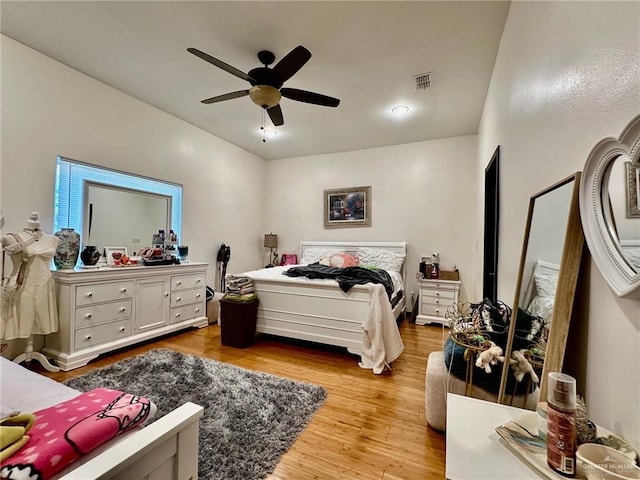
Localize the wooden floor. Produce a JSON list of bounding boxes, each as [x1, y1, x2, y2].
[[40, 318, 449, 480]]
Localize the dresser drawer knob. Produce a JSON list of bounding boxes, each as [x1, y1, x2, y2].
[[176, 297, 182, 302], [175, 313, 181, 318], [85, 313, 92, 319], [85, 335, 92, 340], [119, 307, 126, 313], [196, 293, 201, 298], [196, 278, 201, 283], [176, 281, 182, 286], [119, 327, 126, 332], [86, 292, 93, 298], [121, 288, 127, 293], [164, 292, 170, 297], [195, 308, 200, 313]]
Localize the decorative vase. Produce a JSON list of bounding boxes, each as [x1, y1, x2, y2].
[[53, 228, 80, 269], [80, 245, 100, 266]]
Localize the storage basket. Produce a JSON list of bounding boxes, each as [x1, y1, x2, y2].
[[438, 270, 460, 281], [219, 298, 259, 348]]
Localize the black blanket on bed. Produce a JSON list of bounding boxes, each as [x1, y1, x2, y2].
[[284, 264, 395, 299]]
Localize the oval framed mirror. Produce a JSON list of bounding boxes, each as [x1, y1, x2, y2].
[[498, 172, 584, 404], [580, 114, 640, 298]]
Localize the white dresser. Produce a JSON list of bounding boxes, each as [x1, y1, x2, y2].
[[416, 278, 461, 326], [45, 262, 209, 370]]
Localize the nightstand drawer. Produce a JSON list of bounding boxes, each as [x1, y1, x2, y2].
[[170, 287, 205, 307], [421, 304, 448, 318], [421, 288, 456, 301], [74, 320, 132, 350], [75, 300, 132, 327], [171, 274, 205, 291], [76, 281, 133, 306]]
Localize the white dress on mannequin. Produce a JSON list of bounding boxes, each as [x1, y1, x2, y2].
[[1, 232, 59, 339], [1, 212, 60, 372]]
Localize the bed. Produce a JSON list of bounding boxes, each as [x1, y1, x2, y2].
[[0, 356, 202, 480], [239, 241, 407, 368]]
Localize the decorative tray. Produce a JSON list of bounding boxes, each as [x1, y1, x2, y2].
[[495, 411, 637, 479], [143, 258, 180, 266]]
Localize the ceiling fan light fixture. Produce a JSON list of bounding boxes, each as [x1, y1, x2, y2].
[[249, 85, 281, 108]]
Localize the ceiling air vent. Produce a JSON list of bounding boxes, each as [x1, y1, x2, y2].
[[413, 72, 432, 92]]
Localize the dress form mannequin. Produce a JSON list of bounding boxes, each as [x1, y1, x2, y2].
[[1, 212, 60, 372]]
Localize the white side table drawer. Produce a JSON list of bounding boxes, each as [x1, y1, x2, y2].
[[76, 281, 133, 306], [171, 274, 205, 291], [75, 300, 132, 327], [74, 320, 132, 350], [170, 287, 205, 307]]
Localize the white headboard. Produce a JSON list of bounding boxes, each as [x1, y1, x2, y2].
[[299, 240, 408, 289], [521, 259, 560, 310]]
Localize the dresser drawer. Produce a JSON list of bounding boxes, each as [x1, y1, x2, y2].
[[170, 287, 205, 308], [75, 299, 132, 328], [171, 302, 205, 323], [76, 281, 134, 306], [74, 320, 132, 350], [171, 274, 205, 291]]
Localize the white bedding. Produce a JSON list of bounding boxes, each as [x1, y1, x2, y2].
[[0, 356, 79, 415], [242, 264, 405, 300]]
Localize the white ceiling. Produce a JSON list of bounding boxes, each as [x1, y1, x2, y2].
[[0, 1, 510, 161]]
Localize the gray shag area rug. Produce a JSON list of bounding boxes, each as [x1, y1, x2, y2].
[[63, 348, 327, 480]]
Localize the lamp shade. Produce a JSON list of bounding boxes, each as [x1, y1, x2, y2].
[[264, 233, 278, 249]]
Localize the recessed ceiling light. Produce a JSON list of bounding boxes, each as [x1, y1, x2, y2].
[[392, 105, 410, 115]]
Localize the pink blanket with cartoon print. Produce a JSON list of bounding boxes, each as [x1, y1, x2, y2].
[[0, 388, 152, 480]]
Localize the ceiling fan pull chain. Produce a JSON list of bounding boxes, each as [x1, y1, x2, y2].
[[261, 109, 266, 143]]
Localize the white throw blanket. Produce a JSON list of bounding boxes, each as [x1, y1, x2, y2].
[[359, 283, 405, 374]]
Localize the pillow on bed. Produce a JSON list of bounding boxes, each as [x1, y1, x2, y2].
[[534, 273, 557, 298], [301, 247, 344, 264], [356, 247, 405, 273], [328, 252, 358, 268]]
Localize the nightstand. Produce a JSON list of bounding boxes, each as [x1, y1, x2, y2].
[[416, 278, 461, 326]]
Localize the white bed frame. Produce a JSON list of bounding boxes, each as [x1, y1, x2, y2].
[[57, 402, 203, 480], [253, 241, 407, 356]]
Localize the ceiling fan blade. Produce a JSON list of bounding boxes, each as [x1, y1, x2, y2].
[[280, 88, 340, 107], [187, 47, 256, 83], [272, 46, 311, 84], [201, 90, 249, 104], [267, 104, 284, 126]]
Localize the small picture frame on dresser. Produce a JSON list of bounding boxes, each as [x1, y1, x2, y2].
[[105, 247, 128, 266]]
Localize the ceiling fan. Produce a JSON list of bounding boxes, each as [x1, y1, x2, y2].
[[187, 45, 340, 127]]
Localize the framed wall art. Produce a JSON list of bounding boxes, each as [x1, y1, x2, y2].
[[626, 161, 640, 217], [324, 186, 371, 228]]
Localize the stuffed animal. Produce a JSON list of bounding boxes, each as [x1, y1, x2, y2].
[[509, 350, 540, 384], [475, 341, 504, 373]]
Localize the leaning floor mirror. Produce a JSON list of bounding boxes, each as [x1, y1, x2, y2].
[[498, 172, 584, 404]]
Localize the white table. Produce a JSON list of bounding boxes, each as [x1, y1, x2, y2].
[[445, 393, 539, 480]]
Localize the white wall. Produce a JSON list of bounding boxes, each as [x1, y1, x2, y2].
[[263, 136, 479, 306], [477, 1, 640, 450], [1, 36, 266, 353]]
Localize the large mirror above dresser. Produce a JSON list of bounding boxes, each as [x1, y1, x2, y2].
[[54, 156, 182, 258], [47, 158, 208, 370]]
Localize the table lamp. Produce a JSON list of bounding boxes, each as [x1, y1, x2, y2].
[[264, 233, 278, 267]]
